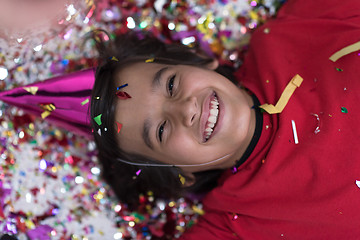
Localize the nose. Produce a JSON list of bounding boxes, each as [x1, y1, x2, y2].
[[165, 96, 197, 127]]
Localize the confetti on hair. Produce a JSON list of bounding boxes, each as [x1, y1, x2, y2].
[[94, 114, 102, 126], [291, 120, 299, 144], [260, 74, 303, 114], [341, 107, 348, 113], [329, 41, 360, 62], [116, 83, 128, 91], [23, 86, 39, 95], [116, 121, 123, 133], [97, 129, 102, 136], [111, 56, 119, 61], [95, 96, 100, 100], [310, 113, 321, 134], [136, 169, 142, 176], [116, 91, 131, 99], [179, 174, 185, 185], [81, 98, 90, 106], [145, 58, 154, 63]]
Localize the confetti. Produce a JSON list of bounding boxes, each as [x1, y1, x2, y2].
[[291, 120, 299, 144], [116, 91, 132, 99], [260, 75, 303, 114], [116, 83, 128, 91], [179, 174, 186, 185], [341, 107, 348, 113], [23, 86, 39, 95], [136, 169, 142, 176], [111, 56, 119, 61], [116, 121, 123, 133], [145, 58, 154, 63], [329, 41, 360, 62], [94, 114, 102, 126], [356, 180, 360, 189], [81, 98, 90, 106], [310, 113, 321, 134], [336, 67, 343, 72]]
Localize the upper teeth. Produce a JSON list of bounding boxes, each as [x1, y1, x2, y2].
[[205, 97, 219, 140]]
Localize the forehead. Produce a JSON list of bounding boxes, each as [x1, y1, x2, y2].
[[114, 62, 163, 154]]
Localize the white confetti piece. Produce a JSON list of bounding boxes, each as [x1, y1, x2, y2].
[[291, 120, 299, 144], [355, 180, 360, 188]]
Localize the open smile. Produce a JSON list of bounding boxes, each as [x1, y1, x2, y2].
[[202, 92, 220, 142]]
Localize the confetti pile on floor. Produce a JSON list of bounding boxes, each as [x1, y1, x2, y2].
[[0, 0, 284, 239]]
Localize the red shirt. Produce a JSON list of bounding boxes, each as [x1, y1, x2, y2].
[[180, 0, 360, 239]]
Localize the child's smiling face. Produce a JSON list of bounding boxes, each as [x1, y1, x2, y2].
[[115, 62, 256, 174]]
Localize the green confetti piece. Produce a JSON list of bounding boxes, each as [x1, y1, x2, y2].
[[81, 98, 89, 106], [341, 107, 348, 113], [336, 67, 343, 72], [94, 114, 102, 126]]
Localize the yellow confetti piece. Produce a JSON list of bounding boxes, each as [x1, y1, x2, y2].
[[81, 98, 89, 106], [23, 86, 39, 95], [329, 41, 360, 62], [111, 56, 119, 61], [192, 205, 205, 215], [179, 174, 185, 185], [25, 219, 36, 229], [260, 74, 303, 114], [145, 58, 154, 63], [41, 111, 51, 119], [40, 103, 56, 112]]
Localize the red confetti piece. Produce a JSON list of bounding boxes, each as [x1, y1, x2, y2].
[[116, 91, 131, 99], [116, 122, 123, 133]]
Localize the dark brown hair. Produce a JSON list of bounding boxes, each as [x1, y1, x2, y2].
[[90, 31, 235, 210]]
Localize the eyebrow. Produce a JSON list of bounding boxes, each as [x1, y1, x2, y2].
[[151, 66, 169, 91], [142, 118, 153, 149], [142, 67, 169, 149]]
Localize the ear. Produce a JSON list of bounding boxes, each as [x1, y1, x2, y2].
[[205, 59, 219, 70], [182, 172, 196, 188]]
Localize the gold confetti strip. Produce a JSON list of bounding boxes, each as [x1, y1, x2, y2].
[[329, 41, 360, 62], [41, 111, 51, 119], [260, 74, 303, 114], [145, 58, 154, 63], [23, 86, 39, 95]]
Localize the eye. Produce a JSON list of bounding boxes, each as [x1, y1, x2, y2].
[[158, 121, 167, 142], [167, 75, 175, 96]]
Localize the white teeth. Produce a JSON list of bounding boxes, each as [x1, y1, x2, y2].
[[208, 116, 217, 123], [210, 108, 219, 115], [205, 96, 219, 140], [211, 100, 219, 105]]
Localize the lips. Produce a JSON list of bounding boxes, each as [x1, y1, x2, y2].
[[202, 92, 220, 142]]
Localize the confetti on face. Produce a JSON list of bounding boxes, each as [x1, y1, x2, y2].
[[116, 83, 128, 91], [116, 121, 123, 133], [116, 91, 131, 99], [94, 114, 102, 126]]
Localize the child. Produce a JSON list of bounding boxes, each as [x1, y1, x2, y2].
[[90, 0, 360, 238]]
